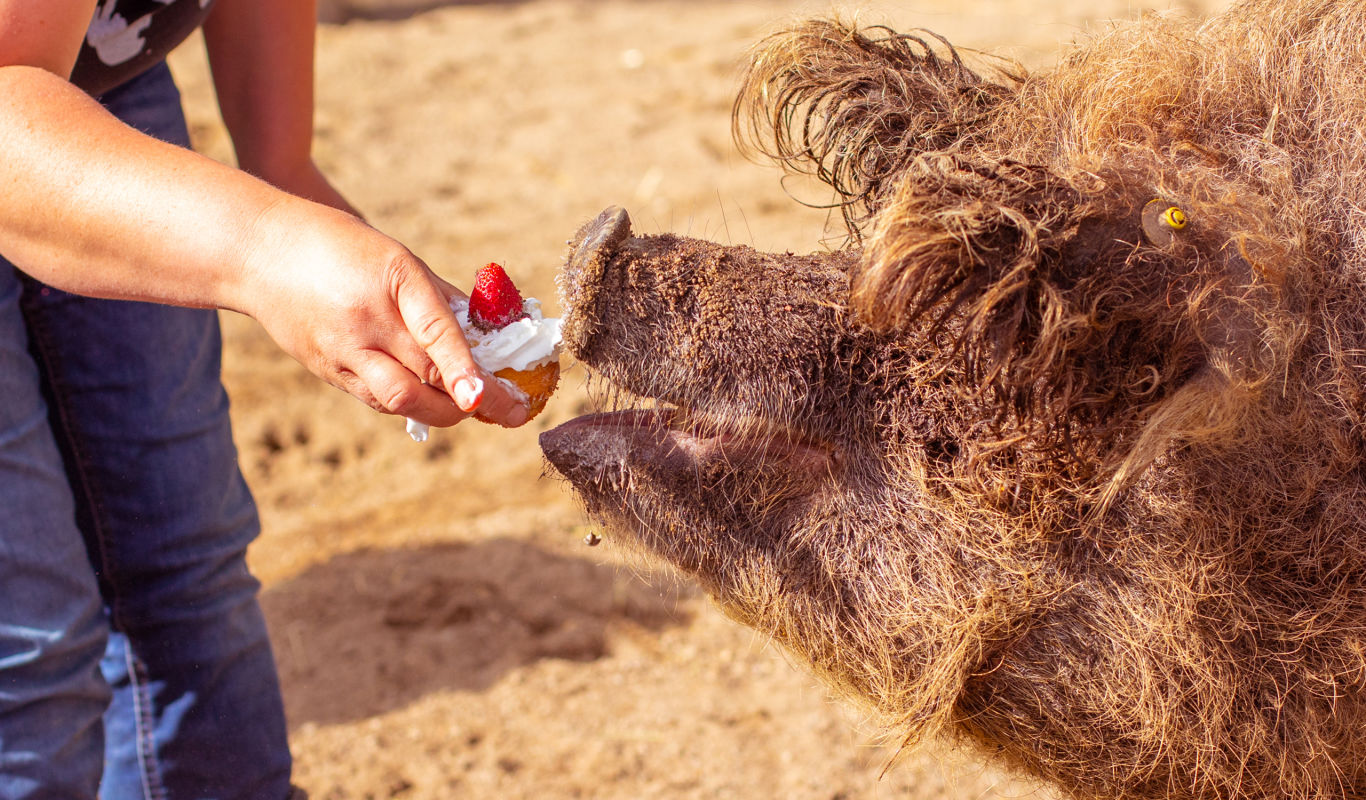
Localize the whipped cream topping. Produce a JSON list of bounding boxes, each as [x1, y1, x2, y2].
[[450, 296, 563, 373], [406, 295, 562, 442]]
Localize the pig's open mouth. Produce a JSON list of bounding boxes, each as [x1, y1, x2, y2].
[[541, 397, 835, 572], [540, 207, 837, 530], [547, 405, 833, 474]]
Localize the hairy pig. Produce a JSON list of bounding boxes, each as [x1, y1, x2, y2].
[[542, 2, 1366, 798]]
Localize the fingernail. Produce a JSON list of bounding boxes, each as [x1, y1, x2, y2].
[[454, 376, 484, 411], [507, 403, 530, 427]]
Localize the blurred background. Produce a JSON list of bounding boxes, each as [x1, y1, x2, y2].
[[166, 1, 1229, 796]]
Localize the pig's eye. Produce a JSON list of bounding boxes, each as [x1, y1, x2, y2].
[[1141, 198, 1189, 247]]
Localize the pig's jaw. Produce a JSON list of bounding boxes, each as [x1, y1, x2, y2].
[[545, 407, 833, 484], [541, 405, 836, 571]]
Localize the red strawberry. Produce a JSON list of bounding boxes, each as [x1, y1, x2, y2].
[[468, 262, 528, 331]]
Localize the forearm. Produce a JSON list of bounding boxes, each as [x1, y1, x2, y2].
[[202, 0, 341, 203], [0, 64, 286, 311]]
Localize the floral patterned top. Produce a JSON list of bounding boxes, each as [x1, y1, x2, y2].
[[70, 0, 217, 96]]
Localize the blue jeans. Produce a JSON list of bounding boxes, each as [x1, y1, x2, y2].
[[0, 63, 291, 799]]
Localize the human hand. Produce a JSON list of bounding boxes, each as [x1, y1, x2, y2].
[[228, 195, 530, 429]]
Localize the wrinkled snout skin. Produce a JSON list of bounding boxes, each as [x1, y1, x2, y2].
[[541, 2, 1366, 798], [556, 208, 863, 434]]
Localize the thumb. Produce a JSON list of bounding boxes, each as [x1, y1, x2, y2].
[[392, 264, 529, 425]]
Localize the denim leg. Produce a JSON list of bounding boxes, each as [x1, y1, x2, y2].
[[22, 279, 291, 800], [0, 265, 110, 800], [13, 62, 291, 799]]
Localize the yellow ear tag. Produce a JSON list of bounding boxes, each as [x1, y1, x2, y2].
[[1141, 199, 1188, 246]]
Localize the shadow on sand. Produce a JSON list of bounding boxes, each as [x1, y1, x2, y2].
[[261, 538, 692, 727]]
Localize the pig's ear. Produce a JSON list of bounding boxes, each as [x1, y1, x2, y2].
[[854, 154, 1082, 328], [734, 19, 1022, 240], [851, 154, 1100, 399]]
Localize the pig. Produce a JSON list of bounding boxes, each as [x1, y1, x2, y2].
[[540, 1, 1366, 798]]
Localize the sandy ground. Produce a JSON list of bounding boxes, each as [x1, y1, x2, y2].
[[165, 1, 1229, 797]]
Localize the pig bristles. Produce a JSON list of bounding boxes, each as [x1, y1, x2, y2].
[[733, 18, 1023, 241], [722, 2, 1366, 799]]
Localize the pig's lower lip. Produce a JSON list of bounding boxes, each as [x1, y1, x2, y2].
[[542, 408, 834, 476]]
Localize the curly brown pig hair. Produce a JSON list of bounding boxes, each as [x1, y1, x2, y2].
[[730, 1, 1366, 797]]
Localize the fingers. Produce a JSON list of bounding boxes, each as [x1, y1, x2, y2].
[[392, 273, 462, 387], [384, 330, 442, 390], [389, 258, 530, 427], [430, 273, 466, 304], [348, 351, 469, 427], [474, 374, 530, 428]]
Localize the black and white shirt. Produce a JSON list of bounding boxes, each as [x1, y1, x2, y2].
[[70, 0, 217, 96]]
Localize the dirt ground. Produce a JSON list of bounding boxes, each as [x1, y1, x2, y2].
[[165, 1, 1229, 797]]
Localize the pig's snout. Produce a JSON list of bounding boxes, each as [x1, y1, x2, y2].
[[569, 205, 632, 266], [560, 206, 633, 356]]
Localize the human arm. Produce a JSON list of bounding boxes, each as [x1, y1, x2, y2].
[[201, 0, 353, 212], [0, 1, 528, 427]]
